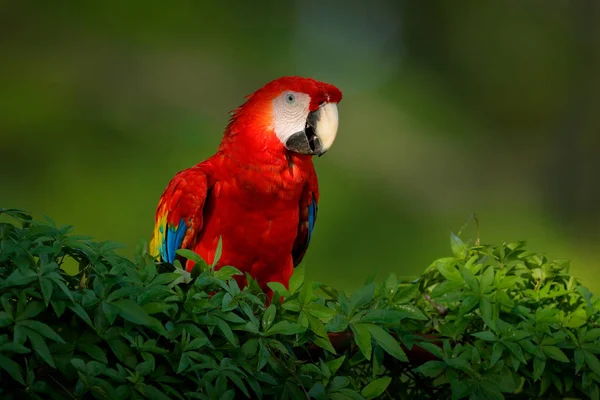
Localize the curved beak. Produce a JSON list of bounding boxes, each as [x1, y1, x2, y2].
[[284, 102, 339, 156]]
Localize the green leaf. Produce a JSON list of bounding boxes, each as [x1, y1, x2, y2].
[[307, 314, 328, 339], [368, 324, 408, 362], [349, 283, 375, 314], [480, 266, 495, 294], [393, 284, 419, 304], [25, 328, 55, 368], [264, 321, 306, 336], [16, 301, 45, 321], [216, 317, 238, 346], [288, 266, 304, 294], [533, 357, 545, 381], [39, 277, 53, 306], [212, 236, 223, 267], [497, 276, 520, 290], [585, 350, 600, 376], [575, 348, 585, 374], [542, 346, 569, 363], [313, 336, 336, 354], [18, 320, 65, 343], [461, 267, 479, 294], [450, 232, 467, 258], [350, 323, 372, 360], [361, 376, 392, 399], [304, 303, 336, 320], [213, 266, 242, 281], [414, 360, 446, 378], [262, 304, 276, 332], [69, 304, 94, 328], [325, 356, 345, 374], [0, 354, 24, 384], [0, 311, 14, 327], [113, 299, 161, 330], [471, 331, 496, 341], [175, 249, 206, 266], [417, 342, 444, 359], [436, 261, 463, 283], [479, 298, 495, 330], [78, 343, 109, 364], [459, 295, 479, 316], [267, 282, 289, 297], [585, 328, 600, 343], [490, 342, 504, 366]]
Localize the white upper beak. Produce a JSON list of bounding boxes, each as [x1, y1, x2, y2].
[[315, 102, 339, 153]]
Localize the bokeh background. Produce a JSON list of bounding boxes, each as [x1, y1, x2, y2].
[[2, 1, 600, 292]]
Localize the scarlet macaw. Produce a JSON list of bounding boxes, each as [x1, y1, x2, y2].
[[150, 76, 342, 291]]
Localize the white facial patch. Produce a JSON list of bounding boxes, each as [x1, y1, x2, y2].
[[272, 91, 311, 144]]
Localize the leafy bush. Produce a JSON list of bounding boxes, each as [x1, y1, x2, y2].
[[0, 208, 599, 400]]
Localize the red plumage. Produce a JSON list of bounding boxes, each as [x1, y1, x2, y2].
[[150, 76, 342, 291]]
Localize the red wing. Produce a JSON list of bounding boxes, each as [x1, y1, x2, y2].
[[150, 166, 209, 263]]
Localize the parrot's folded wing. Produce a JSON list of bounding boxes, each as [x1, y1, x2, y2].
[[150, 167, 209, 264], [292, 169, 319, 267]]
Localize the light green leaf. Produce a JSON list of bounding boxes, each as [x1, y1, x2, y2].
[[461, 267, 479, 293], [480, 266, 495, 294], [262, 304, 276, 332], [436, 261, 463, 283], [361, 376, 392, 399], [585, 350, 600, 376], [264, 321, 306, 336], [350, 323, 372, 360], [368, 324, 408, 362], [349, 283, 375, 314], [288, 266, 305, 295], [471, 331, 497, 341], [212, 236, 223, 267], [450, 232, 467, 258], [304, 303, 336, 321], [267, 282, 289, 297], [542, 346, 569, 363]]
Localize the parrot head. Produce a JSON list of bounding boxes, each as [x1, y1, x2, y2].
[[224, 76, 342, 158]]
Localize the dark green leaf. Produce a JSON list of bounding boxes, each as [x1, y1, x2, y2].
[[25, 328, 55, 368], [0, 354, 24, 384], [18, 320, 65, 343], [414, 360, 446, 378], [69, 304, 94, 328]]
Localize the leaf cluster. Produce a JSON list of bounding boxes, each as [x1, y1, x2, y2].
[[0, 209, 599, 399]]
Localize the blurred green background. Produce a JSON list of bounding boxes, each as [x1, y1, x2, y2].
[[2, 1, 600, 292]]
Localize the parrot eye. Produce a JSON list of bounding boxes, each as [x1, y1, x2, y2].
[[285, 93, 296, 105]]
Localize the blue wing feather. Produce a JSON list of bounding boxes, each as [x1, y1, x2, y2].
[[307, 194, 317, 245], [162, 218, 187, 263]]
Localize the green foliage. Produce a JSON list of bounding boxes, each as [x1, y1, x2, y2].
[[0, 208, 599, 399]]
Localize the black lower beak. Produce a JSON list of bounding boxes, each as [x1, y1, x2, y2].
[[284, 109, 323, 155]]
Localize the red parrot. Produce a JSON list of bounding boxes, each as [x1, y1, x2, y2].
[[150, 76, 342, 291]]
